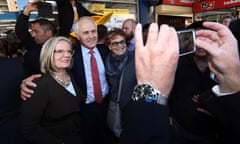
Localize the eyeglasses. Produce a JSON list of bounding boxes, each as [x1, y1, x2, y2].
[[110, 40, 126, 47], [54, 49, 75, 56]]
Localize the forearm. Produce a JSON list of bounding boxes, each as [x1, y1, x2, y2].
[[15, 13, 34, 49]]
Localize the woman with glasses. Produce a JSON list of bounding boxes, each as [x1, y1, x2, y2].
[[20, 36, 84, 144], [105, 28, 137, 140]]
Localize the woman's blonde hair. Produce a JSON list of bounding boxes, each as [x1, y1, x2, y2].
[[40, 36, 72, 73]]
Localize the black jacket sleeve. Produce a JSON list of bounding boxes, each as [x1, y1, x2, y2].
[[198, 91, 240, 143], [56, 0, 74, 37], [119, 99, 170, 144], [15, 13, 35, 50]]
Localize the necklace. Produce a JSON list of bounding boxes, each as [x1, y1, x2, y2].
[[52, 74, 70, 87]]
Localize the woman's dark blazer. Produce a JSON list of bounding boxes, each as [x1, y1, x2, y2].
[[20, 73, 83, 144]]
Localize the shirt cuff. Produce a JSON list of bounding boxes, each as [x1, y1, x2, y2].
[[212, 85, 234, 97]]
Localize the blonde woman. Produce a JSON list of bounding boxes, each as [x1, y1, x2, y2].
[[20, 36, 83, 144]]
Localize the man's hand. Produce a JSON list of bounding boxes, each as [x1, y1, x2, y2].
[[134, 23, 179, 96], [23, 0, 41, 16], [196, 22, 240, 93], [20, 74, 41, 100]]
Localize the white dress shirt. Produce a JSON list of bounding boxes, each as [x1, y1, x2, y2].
[[81, 45, 109, 104]]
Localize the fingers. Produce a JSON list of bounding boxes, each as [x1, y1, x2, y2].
[[31, 74, 42, 80], [146, 23, 159, 51], [197, 108, 213, 117], [134, 23, 144, 55], [157, 24, 170, 51], [20, 74, 41, 100], [167, 27, 179, 57], [202, 22, 234, 39], [134, 23, 179, 96], [195, 37, 220, 58], [192, 95, 199, 103]]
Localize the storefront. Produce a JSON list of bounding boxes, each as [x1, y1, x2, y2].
[[81, 0, 139, 29], [155, 0, 195, 29], [193, 0, 240, 22], [0, 0, 139, 35]]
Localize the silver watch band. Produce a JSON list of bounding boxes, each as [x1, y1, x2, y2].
[[132, 84, 168, 105]]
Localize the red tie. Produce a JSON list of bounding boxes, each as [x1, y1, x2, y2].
[[89, 49, 103, 104]]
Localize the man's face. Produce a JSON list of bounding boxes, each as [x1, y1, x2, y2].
[[76, 18, 98, 49], [194, 29, 208, 57], [122, 20, 134, 39], [195, 47, 207, 57], [31, 23, 51, 44]]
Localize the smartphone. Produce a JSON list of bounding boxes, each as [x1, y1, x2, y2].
[[177, 29, 196, 56]]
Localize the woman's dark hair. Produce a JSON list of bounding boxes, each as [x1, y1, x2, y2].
[[106, 28, 126, 45]]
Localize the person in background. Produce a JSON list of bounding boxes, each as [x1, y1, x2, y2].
[[195, 22, 240, 144], [220, 15, 234, 27], [0, 38, 8, 57], [121, 18, 137, 51], [105, 28, 137, 139], [229, 18, 240, 53], [15, 0, 76, 75], [119, 21, 240, 144], [20, 36, 83, 144], [168, 21, 219, 144], [0, 57, 26, 144], [97, 24, 108, 46]]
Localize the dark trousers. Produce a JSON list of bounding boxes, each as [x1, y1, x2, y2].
[[80, 96, 118, 144]]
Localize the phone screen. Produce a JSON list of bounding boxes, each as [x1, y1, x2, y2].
[[177, 29, 196, 56]]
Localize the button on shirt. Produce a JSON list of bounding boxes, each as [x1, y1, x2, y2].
[[81, 46, 109, 104]]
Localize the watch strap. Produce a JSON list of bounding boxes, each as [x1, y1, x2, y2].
[[132, 84, 168, 105]]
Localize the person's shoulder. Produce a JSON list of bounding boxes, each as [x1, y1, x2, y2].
[[0, 57, 24, 73], [33, 73, 51, 85], [0, 57, 22, 63], [97, 44, 108, 50]]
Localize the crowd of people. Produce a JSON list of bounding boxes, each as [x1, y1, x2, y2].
[[1, 0, 240, 144]]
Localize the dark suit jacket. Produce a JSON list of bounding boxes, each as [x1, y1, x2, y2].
[[0, 57, 25, 144], [20, 73, 83, 144], [71, 44, 109, 97], [199, 91, 240, 144]]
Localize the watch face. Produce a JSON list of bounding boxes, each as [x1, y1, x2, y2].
[[132, 84, 167, 105]]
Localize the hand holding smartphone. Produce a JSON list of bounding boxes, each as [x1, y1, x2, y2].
[[177, 29, 196, 56]]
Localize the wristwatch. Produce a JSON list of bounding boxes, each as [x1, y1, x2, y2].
[[132, 84, 168, 105]]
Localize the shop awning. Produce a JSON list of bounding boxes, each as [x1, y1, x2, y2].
[[193, 0, 240, 13]]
